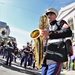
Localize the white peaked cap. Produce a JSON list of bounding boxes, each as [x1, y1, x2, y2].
[[46, 8, 58, 16]]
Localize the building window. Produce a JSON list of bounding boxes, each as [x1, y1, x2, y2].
[[68, 18, 74, 30]]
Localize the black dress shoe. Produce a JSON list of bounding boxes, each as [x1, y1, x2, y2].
[[5, 63, 8, 65], [9, 64, 11, 66]]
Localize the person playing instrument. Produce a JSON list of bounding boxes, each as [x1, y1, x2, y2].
[[41, 8, 72, 75], [5, 39, 14, 66]]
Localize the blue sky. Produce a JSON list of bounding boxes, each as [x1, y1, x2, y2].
[[0, 0, 75, 48]]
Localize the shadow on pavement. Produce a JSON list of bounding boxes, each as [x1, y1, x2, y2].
[[0, 58, 41, 75], [0, 58, 66, 75]]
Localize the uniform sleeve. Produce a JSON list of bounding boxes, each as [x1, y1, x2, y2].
[[49, 20, 72, 39]]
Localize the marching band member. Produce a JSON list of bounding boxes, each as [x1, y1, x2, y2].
[[41, 8, 72, 75]]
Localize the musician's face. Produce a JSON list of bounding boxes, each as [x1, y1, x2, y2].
[[47, 13, 57, 22]]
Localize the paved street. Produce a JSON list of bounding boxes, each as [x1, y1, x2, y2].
[[0, 55, 41, 75], [0, 55, 75, 75]]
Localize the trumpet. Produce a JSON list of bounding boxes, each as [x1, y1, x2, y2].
[[30, 14, 48, 69]]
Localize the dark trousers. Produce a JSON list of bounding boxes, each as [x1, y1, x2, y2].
[[20, 56, 25, 65], [33, 60, 35, 69], [24, 56, 27, 68], [6, 54, 13, 66], [28, 56, 32, 66], [20, 56, 28, 68]]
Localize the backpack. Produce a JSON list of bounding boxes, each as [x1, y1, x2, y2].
[[56, 20, 73, 56]]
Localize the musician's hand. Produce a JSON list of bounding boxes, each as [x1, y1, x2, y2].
[[41, 29, 50, 40]]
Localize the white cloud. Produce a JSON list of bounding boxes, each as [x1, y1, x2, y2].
[[10, 26, 29, 34]]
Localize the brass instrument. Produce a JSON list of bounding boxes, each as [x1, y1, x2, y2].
[[30, 14, 48, 69], [0, 28, 10, 38], [0, 22, 10, 39]]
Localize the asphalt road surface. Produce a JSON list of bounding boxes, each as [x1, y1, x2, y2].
[[0, 55, 75, 75]]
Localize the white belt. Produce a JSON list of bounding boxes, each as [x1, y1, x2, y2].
[[46, 50, 63, 57], [47, 39, 63, 44]]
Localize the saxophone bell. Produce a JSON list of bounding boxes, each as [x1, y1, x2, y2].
[[30, 14, 48, 39], [30, 29, 40, 39]]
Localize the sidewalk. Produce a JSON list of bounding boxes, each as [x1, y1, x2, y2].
[[61, 69, 75, 75]]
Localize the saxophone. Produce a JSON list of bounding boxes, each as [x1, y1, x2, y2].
[[30, 14, 48, 69]]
